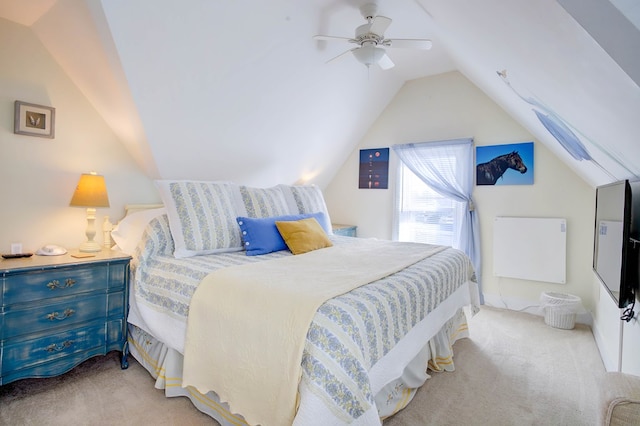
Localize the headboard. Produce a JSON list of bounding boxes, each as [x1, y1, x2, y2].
[[122, 204, 164, 217]]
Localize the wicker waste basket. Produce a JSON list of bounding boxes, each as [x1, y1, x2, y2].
[[540, 292, 582, 329]]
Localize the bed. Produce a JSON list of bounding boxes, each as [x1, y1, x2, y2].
[[112, 180, 479, 426]]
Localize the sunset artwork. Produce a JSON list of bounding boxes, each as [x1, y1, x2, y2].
[[359, 148, 389, 189]]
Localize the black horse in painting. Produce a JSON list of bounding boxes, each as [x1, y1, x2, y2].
[[476, 151, 528, 185]]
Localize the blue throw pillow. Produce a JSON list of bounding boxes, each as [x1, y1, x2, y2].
[[237, 212, 328, 256]]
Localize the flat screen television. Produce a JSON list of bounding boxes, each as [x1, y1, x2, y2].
[[593, 179, 640, 308]]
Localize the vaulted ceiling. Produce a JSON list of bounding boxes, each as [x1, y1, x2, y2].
[[2, 0, 639, 188]]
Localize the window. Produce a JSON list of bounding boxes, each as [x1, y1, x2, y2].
[[395, 160, 464, 247], [393, 137, 482, 300]]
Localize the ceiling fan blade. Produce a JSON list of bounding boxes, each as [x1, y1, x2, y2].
[[327, 47, 358, 63], [369, 15, 392, 35], [378, 52, 395, 70], [313, 35, 354, 43], [385, 39, 432, 49]]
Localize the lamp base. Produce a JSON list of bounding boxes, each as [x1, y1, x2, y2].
[[79, 240, 102, 253], [79, 207, 102, 253]]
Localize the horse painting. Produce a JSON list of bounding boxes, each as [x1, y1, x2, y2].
[[476, 151, 528, 185]]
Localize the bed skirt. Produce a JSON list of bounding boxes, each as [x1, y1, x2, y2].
[[128, 306, 471, 426]]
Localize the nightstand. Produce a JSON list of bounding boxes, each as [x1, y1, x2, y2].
[[332, 224, 357, 237], [0, 250, 131, 386]]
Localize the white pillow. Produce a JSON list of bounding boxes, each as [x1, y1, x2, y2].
[[155, 180, 244, 258], [111, 207, 167, 255]]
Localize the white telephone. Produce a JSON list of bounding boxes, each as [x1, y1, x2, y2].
[[36, 244, 67, 256]]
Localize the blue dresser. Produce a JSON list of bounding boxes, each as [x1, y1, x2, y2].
[[0, 251, 131, 385], [332, 224, 357, 237]]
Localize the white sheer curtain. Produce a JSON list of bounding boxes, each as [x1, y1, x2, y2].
[[393, 138, 483, 301]]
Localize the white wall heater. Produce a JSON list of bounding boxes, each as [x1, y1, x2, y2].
[[493, 217, 567, 284]]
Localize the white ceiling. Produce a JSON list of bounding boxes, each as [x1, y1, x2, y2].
[[3, 0, 640, 188]]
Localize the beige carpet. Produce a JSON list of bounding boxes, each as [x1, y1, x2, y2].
[[0, 307, 605, 425], [385, 306, 605, 425]]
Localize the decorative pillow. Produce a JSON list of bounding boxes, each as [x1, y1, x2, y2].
[[239, 185, 291, 218], [237, 212, 328, 256], [111, 207, 167, 255], [155, 180, 244, 258], [278, 184, 333, 234], [275, 217, 333, 255]]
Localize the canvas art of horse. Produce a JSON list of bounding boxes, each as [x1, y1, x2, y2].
[[476, 151, 528, 185]]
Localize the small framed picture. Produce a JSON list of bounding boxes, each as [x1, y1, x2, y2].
[[14, 101, 55, 138], [359, 148, 389, 189]]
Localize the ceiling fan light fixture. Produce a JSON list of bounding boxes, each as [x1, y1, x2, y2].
[[314, 5, 430, 71], [352, 43, 385, 67]]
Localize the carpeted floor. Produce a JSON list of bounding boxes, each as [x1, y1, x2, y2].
[[385, 306, 605, 425], [0, 306, 605, 425]]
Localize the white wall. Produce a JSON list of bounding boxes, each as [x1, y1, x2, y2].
[[622, 310, 640, 376], [592, 275, 640, 375], [592, 277, 623, 371], [324, 71, 594, 311], [0, 18, 158, 253]]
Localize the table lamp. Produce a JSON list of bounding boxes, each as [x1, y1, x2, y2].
[[69, 172, 110, 252]]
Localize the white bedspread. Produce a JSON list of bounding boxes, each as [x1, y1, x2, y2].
[[182, 239, 446, 426]]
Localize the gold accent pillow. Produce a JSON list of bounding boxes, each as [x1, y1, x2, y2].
[[275, 217, 333, 255]]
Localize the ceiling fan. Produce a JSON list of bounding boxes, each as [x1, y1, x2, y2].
[[313, 2, 432, 70]]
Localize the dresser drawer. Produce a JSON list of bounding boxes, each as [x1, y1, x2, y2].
[[2, 265, 108, 305], [1, 323, 106, 374], [1, 293, 107, 339]]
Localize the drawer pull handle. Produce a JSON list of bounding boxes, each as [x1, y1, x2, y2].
[[47, 278, 76, 290], [47, 308, 75, 321], [45, 340, 74, 352]]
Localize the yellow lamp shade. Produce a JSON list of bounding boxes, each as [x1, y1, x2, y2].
[[70, 173, 110, 207], [70, 172, 110, 252]]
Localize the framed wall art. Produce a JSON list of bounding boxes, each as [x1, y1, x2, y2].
[[476, 142, 533, 185], [359, 148, 389, 189], [14, 101, 56, 139]]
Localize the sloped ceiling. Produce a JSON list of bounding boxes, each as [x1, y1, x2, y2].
[[3, 0, 640, 188]]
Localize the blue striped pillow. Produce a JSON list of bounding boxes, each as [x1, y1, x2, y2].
[[278, 184, 333, 234], [239, 185, 291, 218], [156, 180, 244, 258]]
